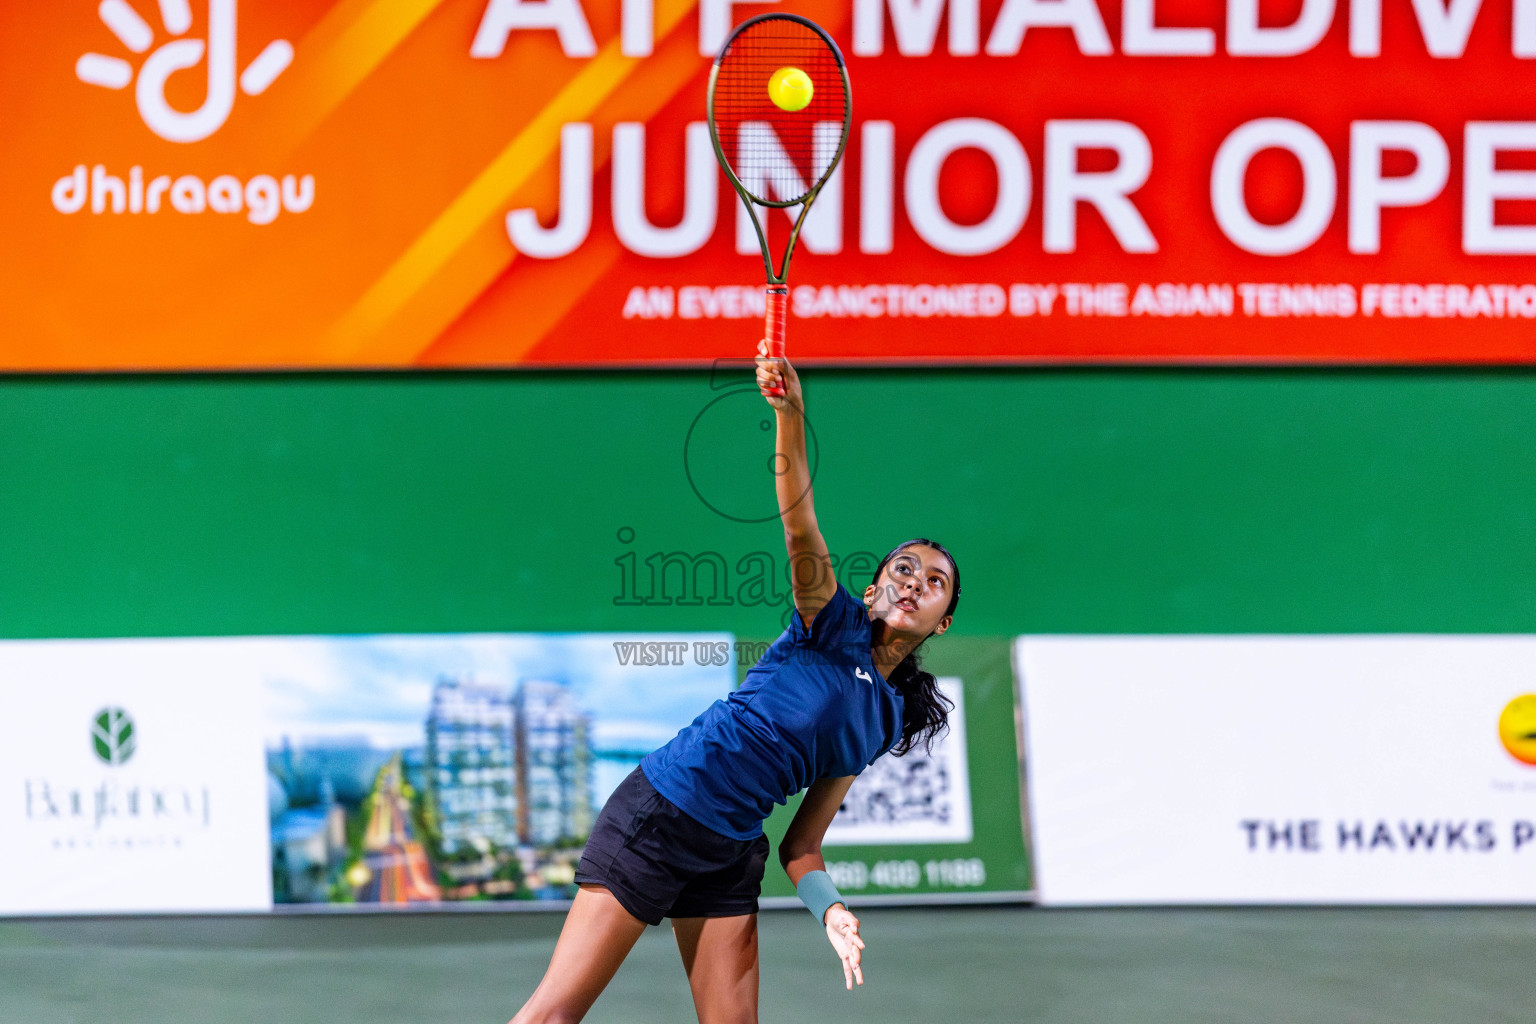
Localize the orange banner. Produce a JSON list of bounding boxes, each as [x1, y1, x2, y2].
[[4, 0, 1536, 370]]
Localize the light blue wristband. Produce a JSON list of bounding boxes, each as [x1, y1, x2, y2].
[[795, 869, 845, 924]]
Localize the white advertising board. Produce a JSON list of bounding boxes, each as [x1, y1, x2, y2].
[[0, 631, 736, 915], [1015, 637, 1536, 905], [0, 639, 272, 915]]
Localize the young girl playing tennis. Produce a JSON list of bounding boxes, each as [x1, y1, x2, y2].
[[508, 346, 961, 1024]]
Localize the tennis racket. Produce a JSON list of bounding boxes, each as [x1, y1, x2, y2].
[[707, 14, 851, 396]]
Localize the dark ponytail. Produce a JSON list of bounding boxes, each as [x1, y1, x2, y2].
[[872, 538, 961, 755]]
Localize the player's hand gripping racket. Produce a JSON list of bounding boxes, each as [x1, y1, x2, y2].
[[707, 14, 851, 396]]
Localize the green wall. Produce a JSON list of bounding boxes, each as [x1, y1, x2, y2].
[[3, 368, 1535, 639]]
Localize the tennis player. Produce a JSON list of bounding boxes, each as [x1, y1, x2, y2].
[[508, 346, 960, 1024]]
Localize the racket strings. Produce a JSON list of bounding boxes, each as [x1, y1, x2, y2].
[[713, 17, 846, 206]]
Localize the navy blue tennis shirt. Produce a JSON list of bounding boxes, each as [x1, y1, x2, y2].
[[641, 583, 905, 840]]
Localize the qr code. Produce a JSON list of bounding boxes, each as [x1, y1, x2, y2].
[[825, 677, 973, 845], [835, 748, 957, 827]]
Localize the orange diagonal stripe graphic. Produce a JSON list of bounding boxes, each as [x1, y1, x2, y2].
[[263, 0, 450, 155], [323, 0, 698, 364]]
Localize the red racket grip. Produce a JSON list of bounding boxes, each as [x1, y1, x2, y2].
[[763, 284, 788, 397]]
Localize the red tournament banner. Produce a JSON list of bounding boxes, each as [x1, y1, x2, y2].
[[4, 0, 1536, 369]]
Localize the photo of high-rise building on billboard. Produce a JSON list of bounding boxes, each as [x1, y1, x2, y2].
[[262, 632, 732, 906]]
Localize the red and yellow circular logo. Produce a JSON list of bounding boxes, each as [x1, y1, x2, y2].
[[1498, 695, 1536, 766]]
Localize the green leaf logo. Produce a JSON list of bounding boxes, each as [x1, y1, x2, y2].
[[92, 708, 136, 766]]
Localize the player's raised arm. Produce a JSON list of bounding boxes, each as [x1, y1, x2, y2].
[[756, 342, 836, 629]]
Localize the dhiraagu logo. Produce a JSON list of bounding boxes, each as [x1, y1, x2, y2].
[[92, 708, 137, 767], [22, 703, 214, 851], [74, 0, 292, 143], [1497, 695, 1536, 767], [55, 0, 313, 224]]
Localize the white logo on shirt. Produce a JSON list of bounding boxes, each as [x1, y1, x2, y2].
[[854, 668, 872, 684]]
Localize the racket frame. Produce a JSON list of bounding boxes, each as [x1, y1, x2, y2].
[[706, 13, 852, 286]]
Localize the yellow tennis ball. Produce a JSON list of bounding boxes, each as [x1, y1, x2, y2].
[[768, 67, 813, 112]]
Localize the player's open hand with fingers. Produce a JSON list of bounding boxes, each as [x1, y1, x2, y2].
[[756, 339, 803, 412], [823, 904, 865, 990]]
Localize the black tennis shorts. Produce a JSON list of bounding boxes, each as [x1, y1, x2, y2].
[[574, 766, 769, 926]]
